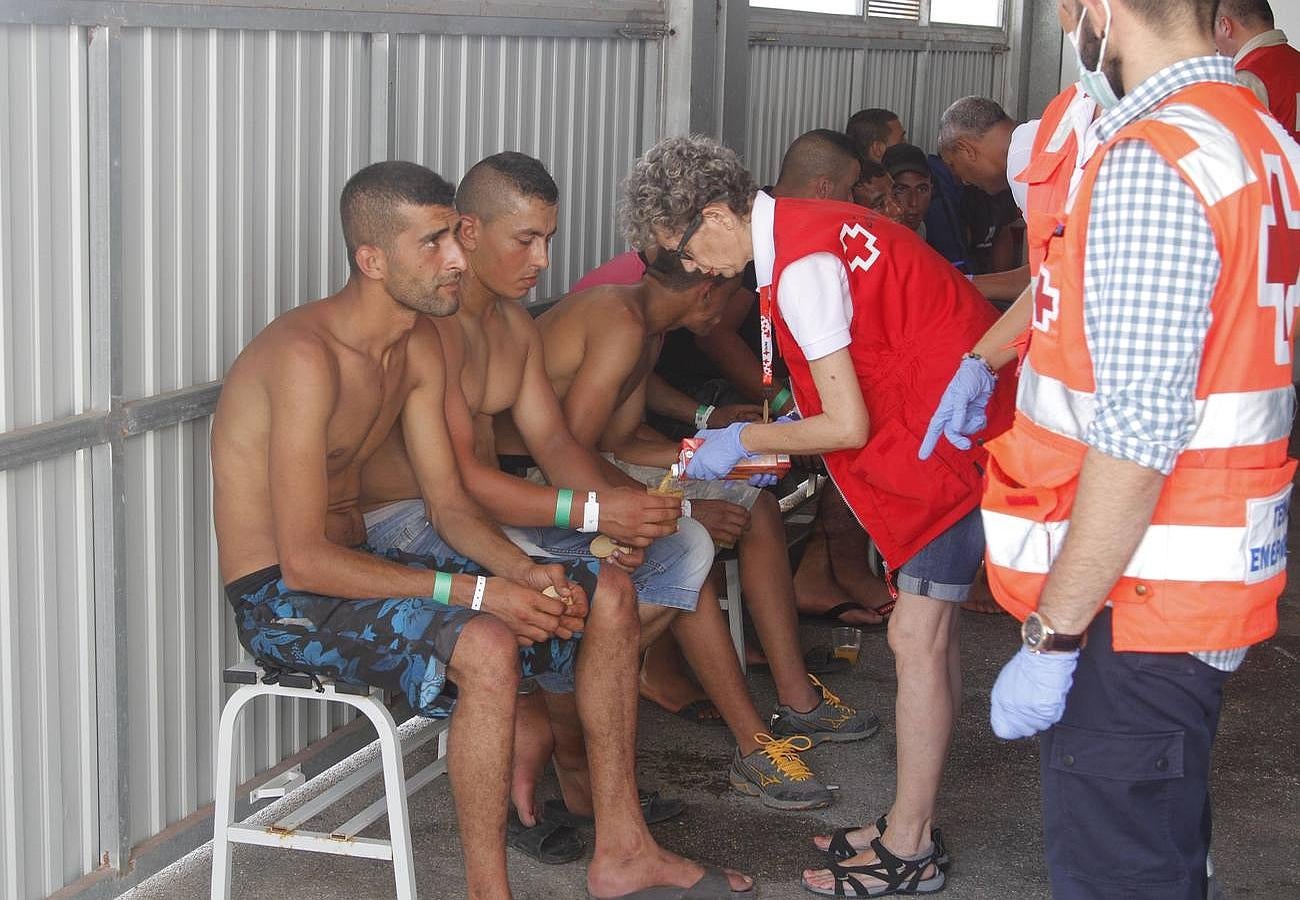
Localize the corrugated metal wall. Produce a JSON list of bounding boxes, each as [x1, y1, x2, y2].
[[747, 41, 1006, 185], [0, 7, 663, 897], [392, 32, 660, 295]]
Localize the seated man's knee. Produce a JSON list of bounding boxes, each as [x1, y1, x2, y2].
[[595, 564, 638, 618], [450, 615, 521, 690], [676, 516, 718, 582], [753, 489, 781, 519]]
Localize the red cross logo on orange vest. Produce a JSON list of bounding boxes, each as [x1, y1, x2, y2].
[[1032, 265, 1061, 333], [839, 223, 881, 274], [1258, 152, 1300, 366]]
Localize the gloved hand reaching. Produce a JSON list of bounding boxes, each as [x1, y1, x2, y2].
[[685, 422, 760, 481], [918, 356, 997, 460], [989, 646, 1079, 739]]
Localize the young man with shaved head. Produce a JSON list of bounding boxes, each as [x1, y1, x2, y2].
[[212, 161, 750, 898], [845, 107, 906, 163]]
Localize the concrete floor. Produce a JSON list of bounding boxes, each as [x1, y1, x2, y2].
[[129, 586, 1299, 900]]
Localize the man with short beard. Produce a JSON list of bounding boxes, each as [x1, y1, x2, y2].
[[975, 1, 1299, 897], [214, 160, 749, 899]]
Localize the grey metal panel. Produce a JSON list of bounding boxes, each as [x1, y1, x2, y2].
[[117, 26, 375, 401], [392, 32, 661, 296], [745, 43, 864, 187], [0, 23, 92, 433], [911, 47, 997, 151], [120, 418, 346, 847], [860, 46, 919, 131], [0, 451, 100, 899]]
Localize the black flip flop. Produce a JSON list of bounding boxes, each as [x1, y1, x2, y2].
[[810, 601, 891, 631], [507, 811, 585, 865], [748, 645, 851, 677], [543, 790, 687, 828], [666, 698, 727, 726]]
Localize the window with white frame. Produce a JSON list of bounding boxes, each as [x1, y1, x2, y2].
[[929, 0, 1002, 27], [751, 0, 863, 13]]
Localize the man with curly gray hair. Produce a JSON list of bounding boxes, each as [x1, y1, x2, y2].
[[625, 134, 1019, 897]]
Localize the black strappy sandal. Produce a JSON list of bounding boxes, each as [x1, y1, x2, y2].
[[821, 815, 950, 869], [802, 838, 945, 897]]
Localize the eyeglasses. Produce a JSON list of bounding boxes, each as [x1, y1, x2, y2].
[[672, 212, 704, 262]]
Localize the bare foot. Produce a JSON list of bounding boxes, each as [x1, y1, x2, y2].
[[638, 669, 723, 723], [639, 631, 718, 716], [794, 534, 886, 627], [745, 645, 768, 668], [589, 844, 752, 898]]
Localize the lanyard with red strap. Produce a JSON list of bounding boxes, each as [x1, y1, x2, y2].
[[759, 285, 775, 422]]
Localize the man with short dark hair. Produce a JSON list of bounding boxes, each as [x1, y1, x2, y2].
[[880, 143, 933, 235], [775, 129, 862, 200], [1213, 0, 1299, 141], [845, 107, 906, 163], [851, 159, 904, 222]]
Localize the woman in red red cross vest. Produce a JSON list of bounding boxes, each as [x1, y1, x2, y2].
[[621, 135, 1017, 897]]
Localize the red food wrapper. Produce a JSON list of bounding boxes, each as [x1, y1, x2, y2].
[[678, 438, 792, 481]]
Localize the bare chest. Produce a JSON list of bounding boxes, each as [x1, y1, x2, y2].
[[459, 322, 526, 417]]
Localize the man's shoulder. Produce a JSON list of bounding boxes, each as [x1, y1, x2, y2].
[[243, 303, 337, 377], [547, 286, 646, 335]]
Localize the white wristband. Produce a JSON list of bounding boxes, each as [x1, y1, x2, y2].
[[681, 499, 692, 518], [694, 404, 716, 430], [471, 575, 487, 611], [579, 491, 600, 533]]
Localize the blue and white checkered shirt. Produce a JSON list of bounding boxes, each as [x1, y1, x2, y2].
[[1081, 56, 1250, 672]]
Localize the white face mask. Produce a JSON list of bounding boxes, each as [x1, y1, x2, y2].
[[1068, 2, 1122, 110]]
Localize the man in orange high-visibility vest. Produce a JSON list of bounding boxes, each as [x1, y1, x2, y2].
[[976, 1, 1300, 898]]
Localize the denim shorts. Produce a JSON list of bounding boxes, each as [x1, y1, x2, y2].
[[895, 507, 986, 602], [364, 499, 711, 612]]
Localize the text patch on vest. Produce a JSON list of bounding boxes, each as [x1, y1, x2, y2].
[[1245, 485, 1292, 585]]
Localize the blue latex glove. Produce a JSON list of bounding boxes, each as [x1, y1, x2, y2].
[[747, 473, 779, 487], [918, 356, 997, 460], [990, 646, 1080, 739], [686, 422, 758, 481]]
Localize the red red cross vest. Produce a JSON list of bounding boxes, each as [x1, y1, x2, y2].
[[982, 82, 1300, 652], [1239, 40, 1300, 143], [767, 198, 1017, 570]]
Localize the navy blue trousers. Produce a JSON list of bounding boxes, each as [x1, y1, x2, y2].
[[1040, 609, 1230, 900]]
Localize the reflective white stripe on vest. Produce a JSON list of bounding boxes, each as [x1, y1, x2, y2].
[[1017, 361, 1296, 450], [981, 509, 1284, 583]]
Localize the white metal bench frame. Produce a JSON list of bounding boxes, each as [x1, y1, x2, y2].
[[211, 660, 449, 900]]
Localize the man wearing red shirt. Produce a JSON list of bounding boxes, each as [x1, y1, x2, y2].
[[1214, 0, 1299, 141]]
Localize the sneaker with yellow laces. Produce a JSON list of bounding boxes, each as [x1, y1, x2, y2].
[[729, 733, 833, 810], [769, 675, 881, 745]]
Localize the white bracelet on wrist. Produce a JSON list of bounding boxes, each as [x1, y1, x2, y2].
[[694, 405, 716, 430], [579, 491, 600, 533], [471, 575, 487, 611]]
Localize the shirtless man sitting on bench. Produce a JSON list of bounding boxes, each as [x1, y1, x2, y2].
[[211, 160, 751, 899]]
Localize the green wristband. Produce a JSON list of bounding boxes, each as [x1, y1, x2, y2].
[[432, 572, 453, 605], [772, 386, 792, 411], [554, 488, 575, 529]]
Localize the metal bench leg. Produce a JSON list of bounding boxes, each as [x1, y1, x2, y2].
[[210, 684, 258, 900], [724, 557, 745, 672], [356, 695, 417, 900]]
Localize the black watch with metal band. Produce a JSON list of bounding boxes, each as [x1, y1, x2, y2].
[[1021, 611, 1085, 653]]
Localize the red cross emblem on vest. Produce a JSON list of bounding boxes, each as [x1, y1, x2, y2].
[[1033, 265, 1061, 334], [839, 223, 881, 274], [1259, 153, 1300, 366]]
